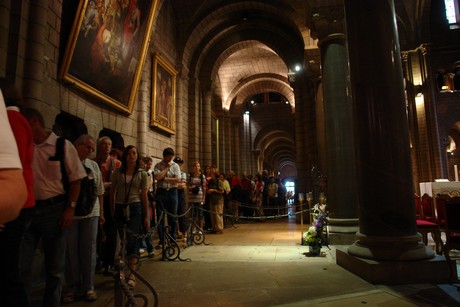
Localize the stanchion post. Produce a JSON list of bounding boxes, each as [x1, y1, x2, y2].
[[307, 192, 313, 224], [298, 193, 305, 243]]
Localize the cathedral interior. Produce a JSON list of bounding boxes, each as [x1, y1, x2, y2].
[[2, 0, 460, 305]]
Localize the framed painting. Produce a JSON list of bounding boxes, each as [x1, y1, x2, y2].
[[59, 0, 158, 114], [151, 53, 176, 135]]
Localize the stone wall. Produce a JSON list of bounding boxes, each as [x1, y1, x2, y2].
[[2, 0, 181, 161]]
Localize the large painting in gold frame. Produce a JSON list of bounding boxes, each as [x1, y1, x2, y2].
[[151, 53, 176, 135], [59, 0, 158, 114]]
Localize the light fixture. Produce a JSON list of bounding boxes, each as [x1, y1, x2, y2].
[[251, 100, 254, 104], [285, 101, 289, 104], [294, 65, 301, 72]]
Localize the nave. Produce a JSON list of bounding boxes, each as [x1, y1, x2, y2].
[[31, 218, 460, 306]]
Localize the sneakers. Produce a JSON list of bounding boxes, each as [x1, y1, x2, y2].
[[63, 290, 97, 303], [62, 292, 75, 304], [86, 290, 97, 301]]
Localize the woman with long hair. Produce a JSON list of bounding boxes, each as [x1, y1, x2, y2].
[[188, 162, 206, 232], [110, 145, 148, 289]]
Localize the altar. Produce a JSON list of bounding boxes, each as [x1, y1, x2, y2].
[[419, 181, 460, 198], [419, 181, 460, 222]]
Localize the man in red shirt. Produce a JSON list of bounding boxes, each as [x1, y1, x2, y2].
[[0, 79, 35, 306]]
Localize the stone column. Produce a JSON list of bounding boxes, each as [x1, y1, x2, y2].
[[232, 119, 241, 173], [310, 3, 359, 238], [224, 115, 232, 173], [175, 67, 188, 159], [293, 73, 308, 194], [242, 112, 251, 173], [344, 0, 433, 261], [202, 90, 212, 167], [23, 0, 47, 108], [219, 112, 231, 173], [188, 77, 200, 164], [0, 0, 11, 77], [137, 67, 149, 156]]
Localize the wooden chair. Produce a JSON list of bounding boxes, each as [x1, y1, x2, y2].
[[421, 193, 436, 222], [414, 193, 422, 219], [416, 219, 443, 254], [434, 193, 450, 228], [415, 194, 443, 254], [442, 196, 460, 282]]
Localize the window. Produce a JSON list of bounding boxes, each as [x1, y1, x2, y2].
[[445, 0, 459, 25]]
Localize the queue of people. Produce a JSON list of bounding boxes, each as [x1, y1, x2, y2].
[[0, 78, 288, 306]]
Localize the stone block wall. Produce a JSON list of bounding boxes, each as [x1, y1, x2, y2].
[[2, 0, 182, 161]]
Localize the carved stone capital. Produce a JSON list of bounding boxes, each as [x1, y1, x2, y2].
[[307, 1, 345, 41]]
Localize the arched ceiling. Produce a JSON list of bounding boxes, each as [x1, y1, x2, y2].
[[169, 0, 311, 174], [169, 0, 430, 174]]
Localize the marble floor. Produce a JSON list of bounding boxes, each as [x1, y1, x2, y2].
[[32, 217, 460, 306]]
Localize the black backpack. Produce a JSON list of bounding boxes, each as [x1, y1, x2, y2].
[[54, 137, 97, 216], [75, 165, 97, 216]]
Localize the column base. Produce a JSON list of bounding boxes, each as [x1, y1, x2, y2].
[[327, 218, 359, 245], [328, 233, 357, 245], [348, 232, 434, 261], [336, 248, 455, 284]]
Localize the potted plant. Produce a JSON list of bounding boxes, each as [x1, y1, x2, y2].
[[303, 203, 328, 255]]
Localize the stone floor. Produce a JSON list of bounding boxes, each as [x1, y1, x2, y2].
[[32, 217, 460, 306]]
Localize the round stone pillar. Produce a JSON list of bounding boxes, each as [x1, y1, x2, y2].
[[175, 68, 188, 158], [292, 73, 309, 194], [318, 32, 359, 235], [0, 1, 11, 77], [23, 0, 47, 107], [202, 90, 212, 167], [344, 0, 433, 260]]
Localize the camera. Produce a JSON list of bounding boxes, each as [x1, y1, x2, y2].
[[191, 186, 200, 195]]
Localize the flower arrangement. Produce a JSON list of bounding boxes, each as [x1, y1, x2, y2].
[[303, 203, 328, 247]]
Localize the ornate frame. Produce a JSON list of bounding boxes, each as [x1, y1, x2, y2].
[[151, 53, 176, 134], [59, 0, 158, 114]]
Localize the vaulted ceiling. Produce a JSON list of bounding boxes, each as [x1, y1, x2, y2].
[[168, 0, 432, 176]]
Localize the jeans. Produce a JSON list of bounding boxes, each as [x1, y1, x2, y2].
[[156, 188, 178, 242], [65, 216, 99, 292], [21, 200, 67, 307], [0, 207, 34, 307], [115, 202, 142, 257], [100, 194, 117, 269]]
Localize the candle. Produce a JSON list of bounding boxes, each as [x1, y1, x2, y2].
[[455, 165, 458, 182]]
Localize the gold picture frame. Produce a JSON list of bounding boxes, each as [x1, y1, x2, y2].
[[151, 53, 176, 135], [59, 0, 158, 114]]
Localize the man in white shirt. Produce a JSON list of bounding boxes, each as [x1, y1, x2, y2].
[[21, 108, 86, 307], [154, 148, 181, 247]]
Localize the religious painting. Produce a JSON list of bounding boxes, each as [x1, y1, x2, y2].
[[59, 0, 158, 114], [151, 54, 176, 135]]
